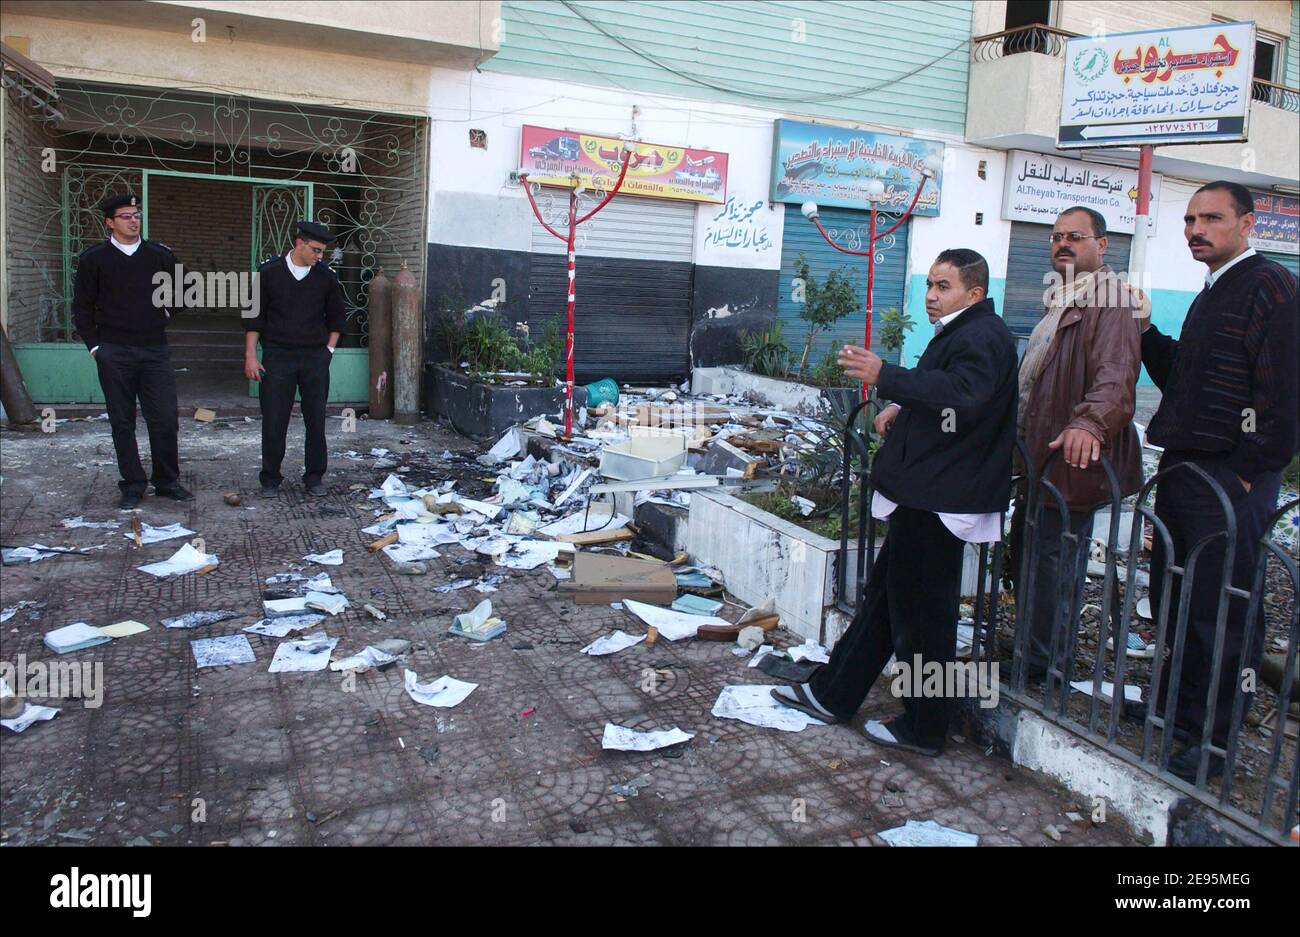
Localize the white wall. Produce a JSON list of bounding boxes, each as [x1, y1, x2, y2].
[[910, 144, 1015, 281], [426, 67, 785, 269]]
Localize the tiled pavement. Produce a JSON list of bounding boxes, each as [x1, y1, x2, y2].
[[0, 417, 1145, 846]]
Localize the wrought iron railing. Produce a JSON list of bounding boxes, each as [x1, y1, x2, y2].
[[1252, 78, 1300, 113], [834, 411, 1300, 845], [972, 23, 1079, 62]]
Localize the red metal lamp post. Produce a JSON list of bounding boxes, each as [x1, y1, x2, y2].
[[519, 149, 633, 437], [800, 155, 942, 402]]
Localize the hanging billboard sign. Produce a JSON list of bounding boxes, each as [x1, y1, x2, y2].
[[769, 119, 943, 215], [1004, 150, 1161, 234], [519, 125, 728, 204], [1249, 191, 1299, 255], [1058, 21, 1255, 147]]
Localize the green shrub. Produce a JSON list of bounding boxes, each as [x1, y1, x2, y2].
[[741, 322, 790, 378], [792, 254, 859, 379]]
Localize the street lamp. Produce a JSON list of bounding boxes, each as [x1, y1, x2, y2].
[[519, 148, 633, 438], [802, 154, 941, 401]]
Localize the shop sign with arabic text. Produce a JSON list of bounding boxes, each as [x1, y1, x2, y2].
[[1003, 151, 1161, 235], [1059, 22, 1255, 147]]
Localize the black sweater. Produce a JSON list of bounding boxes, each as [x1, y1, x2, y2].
[[246, 256, 348, 347], [1142, 253, 1299, 483], [872, 299, 1020, 514], [72, 240, 182, 350]]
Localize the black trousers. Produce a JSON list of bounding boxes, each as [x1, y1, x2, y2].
[[1010, 502, 1121, 677], [1149, 451, 1282, 748], [258, 345, 331, 488], [810, 506, 965, 744], [93, 342, 180, 495]]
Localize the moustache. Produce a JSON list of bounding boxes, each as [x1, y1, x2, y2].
[[1055, 251, 1074, 259], [1188, 239, 1210, 246]]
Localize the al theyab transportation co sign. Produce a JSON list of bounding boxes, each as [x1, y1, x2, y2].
[[1059, 21, 1255, 147]]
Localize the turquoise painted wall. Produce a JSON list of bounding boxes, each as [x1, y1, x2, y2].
[[491, 1, 975, 135], [1287, 1, 1299, 90], [900, 275, 1005, 368]]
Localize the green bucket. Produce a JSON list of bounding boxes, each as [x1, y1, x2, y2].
[[584, 378, 620, 407]]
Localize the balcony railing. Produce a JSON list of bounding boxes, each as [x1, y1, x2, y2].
[[972, 23, 1079, 62], [1252, 77, 1300, 113]]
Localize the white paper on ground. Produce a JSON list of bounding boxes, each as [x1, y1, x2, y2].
[[601, 723, 694, 752], [374, 474, 408, 498], [452, 496, 502, 520], [0, 679, 59, 733], [711, 684, 828, 732], [361, 519, 398, 537], [63, 517, 121, 529], [302, 549, 343, 566], [748, 645, 778, 669], [191, 634, 256, 668], [136, 543, 218, 577], [787, 639, 830, 664], [397, 522, 462, 545], [264, 597, 310, 617], [581, 630, 646, 656], [1070, 679, 1142, 703], [548, 567, 572, 581], [268, 634, 339, 673], [622, 599, 726, 642], [486, 428, 521, 462], [383, 542, 442, 563], [403, 670, 478, 708], [879, 819, 979, 847], [554, 467, 593, 507], [330, 645, 398, 672], [125, 522, 195, 544], [97, 620, 149, 639], [432, 579, 475, 593], [496, 540, 573, 570], [243, 614, 324, 637], [304, 591, 349, 616], [43, 623, 111, 654], [6, 544, 63, 562]]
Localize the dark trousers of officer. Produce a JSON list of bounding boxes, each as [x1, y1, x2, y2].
[[94, 342, 180, 495], [1148, 451, 1282, 748], [809, 506, 965, 743], [258, 345, 330, 488]]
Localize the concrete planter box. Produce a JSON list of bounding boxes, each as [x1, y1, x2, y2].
[[691, 365, 856, 416], [425, 364, 586, 438]]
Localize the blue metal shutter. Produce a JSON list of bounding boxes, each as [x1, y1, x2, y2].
[[1004, 221, 1131, 340], [777, 202, 910, 371]]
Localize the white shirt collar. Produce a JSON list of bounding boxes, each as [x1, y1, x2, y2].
[[285, 254, 312, 280], [1205, 248, 1255, 288], [937, 305, 970, 328], [110, 236, 141, 256]]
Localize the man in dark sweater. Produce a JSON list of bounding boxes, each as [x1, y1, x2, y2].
[[72, 193, 191, 510], [1136, 180, 1299, 783], [772, 249, 1018, 756], [244, 221, 347, 498]]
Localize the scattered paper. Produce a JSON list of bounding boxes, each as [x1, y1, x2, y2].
[[264, 597, 310, 617], [711, 684, 828, 732], [97, 620, 149, 639], [330, 646, 398, 672], [304, 591, 349, 616], [5, 545, 64, 563], [243, 614, 324, 637], [601, 723, 694, 752], [496, 540, 573, 570], [302, 549, 344, 566], [162, 610, 240, 630], [1, 680, 59, 733], [44, 623, 112, 655], [124, 522, 194, 544], [383, 542, 442, 563], [581, 630, 646, 656], [403, 670, 478, 708], [748, 645, 778, 669], [1070, 679, 1142, 703], [787, 639, 830, 664], [484, 428, 521, 463], [432, 579, 475, 594], [622, 599, 727, 641], [268, 634, 339, 673], [536, 508, 630, 538], [136, 543, 218, 578], [62, 517, 121, 529], [879, 819, 979, 847], [191, 635, 256, 669]]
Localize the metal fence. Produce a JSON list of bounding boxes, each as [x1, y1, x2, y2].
[[834, 400, 1299, 845]]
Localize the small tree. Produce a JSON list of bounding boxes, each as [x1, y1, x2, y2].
[[876, 306, 914, 364], [793, 254, 859, 379]]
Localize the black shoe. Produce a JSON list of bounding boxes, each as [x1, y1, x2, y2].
[[119, 491, 143, 510], [860, 714, 945, 757], [154, 483, 194, 501], [259, 484, 280, 499], [1167, 745, 1225, 784], [304, 482, 325, 498]]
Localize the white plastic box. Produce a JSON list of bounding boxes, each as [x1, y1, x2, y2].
[[598, 435, 688, 481]]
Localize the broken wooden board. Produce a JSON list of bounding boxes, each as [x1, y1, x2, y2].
[[367, 531, 399, 553], [556, 527, 636, 546], [729, 434, 784, 455], [696, 614, 779, 642], [557, 551, 677, 604], [193, 407, 216, 423]]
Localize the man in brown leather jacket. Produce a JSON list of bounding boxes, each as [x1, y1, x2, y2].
[[1009, 206, 1144, 682]]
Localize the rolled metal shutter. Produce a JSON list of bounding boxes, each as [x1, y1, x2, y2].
[[528, 195, 695, 384], [777, 203, 911, 370], [1260, 250, 1299, 279], [1004, 221, 1131, 340]]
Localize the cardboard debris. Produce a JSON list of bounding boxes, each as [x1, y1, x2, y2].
[[194, 407, 216, 423], [558, 553, 677, 605]]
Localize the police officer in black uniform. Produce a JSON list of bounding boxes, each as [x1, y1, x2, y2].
[[244, 221, 346, 498], [73, 193, 191, 510]]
